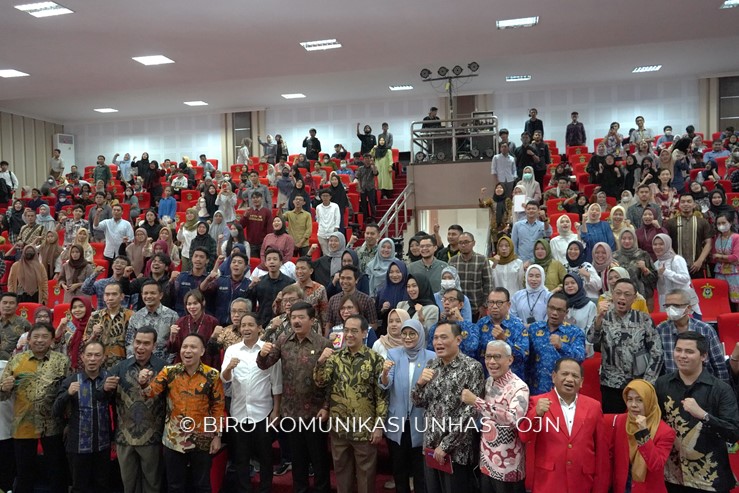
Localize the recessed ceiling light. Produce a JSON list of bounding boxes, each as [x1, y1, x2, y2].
[[15, 2, 73, 17], [281, 93, 306, 99], [94, 108, 118, 113], [496, 16, 539, 30], [0, 69, 30, 78], [389, 85, 414, 91], [720, 0, 738, 8], [132, 55, 175, 66], [299, 39, 342, 51], [183, 101, 208, 106], [506, 75, 532, 82], [632, 65, 662, 73]]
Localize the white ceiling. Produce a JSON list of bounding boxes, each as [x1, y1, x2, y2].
[[1, 0, 738, 124]]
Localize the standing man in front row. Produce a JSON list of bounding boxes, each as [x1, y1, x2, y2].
[[222, 312, 282, 493], [521, 358, 610, 493], [138, 333, 225, 493], [411, 322, 484, 493], [655, 332, 739, 493], [314, 314, 387, 493]]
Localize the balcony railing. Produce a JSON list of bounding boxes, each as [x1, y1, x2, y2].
[[410, 112, 498, 164]]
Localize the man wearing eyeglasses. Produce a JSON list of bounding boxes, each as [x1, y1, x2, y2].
[[591, 278, 663, 413], [427, 288, 479, 359], [654, 289, 729, 384], [527, 293, 585, 395], [476, 288, 529, 381]]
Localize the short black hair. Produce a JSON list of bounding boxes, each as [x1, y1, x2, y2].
[[613, 278, 637, 293], [0, 161, 8, 166], [448, 224, 463, 233], [436, 321, 461, 337], [296, 256, 313, 268], [191, 247, 210, 258], [548, 292, 569, 306], [141, 279, 162, 293], [251, 191, 263, 198], [526, 200, 539, 208], [554, 357, 583, 376], [339, 264, 359, 280], [443, 288, 464, 303], [430, 107, 438, 111], [81, 340, 105, 354], [151, 253, 172, 267], [95, 191, 106, 198], [230, 252, 248, 265], [289, 300, 315, 318], [135, 326, 158, 342], [28, 322, 54, 336], [104, 281, 123, 294], [114, 255, 131, 265], [365, 223, 380, 232], [492, 287, 510, 302], [675, 331, 708, 355], [73, 204, 85, 212], [264, 247, 283, 261], [418, 234, 437, 246], [0, 292, 18, 302], [182, 333, 206, 348], [344, 314, 369, 332]]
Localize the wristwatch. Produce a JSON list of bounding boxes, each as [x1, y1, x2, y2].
[[702, 412, 710, 422]]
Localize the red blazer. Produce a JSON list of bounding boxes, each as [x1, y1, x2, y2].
[[521, 390, 610, 493], [610, 414, 675, 493]]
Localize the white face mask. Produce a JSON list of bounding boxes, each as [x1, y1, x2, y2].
[[230, 229, 239, 238], [718, 224, 731, 233], [440, 279, 456, 290], [666, 306, 686, 321]]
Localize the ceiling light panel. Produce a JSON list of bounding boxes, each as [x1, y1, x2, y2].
[[132, 55, 175, 66], [0, 69, 30, 78], [632, 65, 662, 73], [720, 0, 738, 8], [389, 85, 414, 91], [300, 39, 342, 51], [506, 75, 532, 82], [15, 2, 73, 17], [184, 101, 208, 106], [496, 16, 539, 29], [94, 108, 118, 113], [281, 93, 306, 99]]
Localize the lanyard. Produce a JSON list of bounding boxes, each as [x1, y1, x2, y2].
[[526, 290, 545, 318]]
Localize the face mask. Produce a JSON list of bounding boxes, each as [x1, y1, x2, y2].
[[340, 163, 347, 169], [523, 173, 533, 180], [665, 131, 672, 136], [230, 229, 239, 238], [666, 306, 686, 321], [718, 224, 731, 233], [282, 171, 289, 177], [440, 279, 456, 290]]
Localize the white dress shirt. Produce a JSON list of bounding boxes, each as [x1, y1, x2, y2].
[[555, 388, 578, 435], [221, 340, 282, 423], [96, 218, 134, 258]]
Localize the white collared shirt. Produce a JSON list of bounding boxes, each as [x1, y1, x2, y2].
[[221, 340, 283, 423], [554, 388, 578, 435]]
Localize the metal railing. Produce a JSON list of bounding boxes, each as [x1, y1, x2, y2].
[[377, 183, 414, 238], [410, 112, 498, 164]]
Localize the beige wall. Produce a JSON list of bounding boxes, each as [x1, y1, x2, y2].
[[408, 161, 492, 209], [0, 111, 63, 189]]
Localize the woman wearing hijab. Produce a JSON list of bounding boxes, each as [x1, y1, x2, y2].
[[562, 273, 596, 358], [379, 318, 435, 493], [515, 165, 542, 203], [328, 173, 352, 227], [366, 238, 396, 297], [9, 244, 48, 303], [177, 207, 199, 271], [614, 228, 658, 312], [563, 193, 589, 221], [289, 178, 312, 213], [687, 181, 710, 214], [39, 230, 63, 280], [375, 259, 410, 334], [208, 210, 229, 244], [532, 239, 566, 292], [260, 216, 295, 267], [313, 231, 347, 287], [635, 207, 667, 261], [712, 212, 739, 311], [5, 199, 26, 243], [404, 236, 422, 264], [563, 240, 602, 300], [55, 296, 93, 365], [491, 235, 524, 295], [36, 204, 56, 232], [372, 136, 394, 199], [433, 266, 472, 322], [579, 203, 616, 263], [591, 242, 615, 292], [215, 181, 237, 223], [397, 274, 439, 333], [371, 308, 409, 359], [189, 222, 218, 270], [510, 265, 550, 327], [550, 215, 578, 264], [610, 380, 676, 493], [156, 226, 180, 267], [479, 184, 513, 256], [705, 188, 739, 231], [598, 267, 650, 314], [58, 244, 94, 303], [652, 233, 702, 316], [123, 227, 150, 276], [609, 205, 630, 242]]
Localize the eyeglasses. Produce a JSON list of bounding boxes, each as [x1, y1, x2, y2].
[[612, 290, 635, 298], [458, 240, 472, 245], [442, 297, 459, 303], [485, 300, 507, 307], [419, 244, 433, 249], [664, 303, 688, 309], [484, 354, 506, 361], [400, 332, 418, 339], [547, 306, 567, 314]]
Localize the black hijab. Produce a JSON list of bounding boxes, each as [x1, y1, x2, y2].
[[406, 274, 435, 317]]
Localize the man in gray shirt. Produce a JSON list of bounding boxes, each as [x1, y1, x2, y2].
[[408, 235, 448, 292], [48, 148, 64, 180], [491, 142, 517, 195]]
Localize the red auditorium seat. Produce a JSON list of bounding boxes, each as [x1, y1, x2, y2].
[[16, 303, 43, 320], [650, 312, 667, 327], [717, 313, 739, 356], [580, 353, 602, 401], [727, 193, 739, 209], [47, 279, 64, 307], [566, 145, 588, 156], [691, 278, 730, 323], [546, 199, 565, 215], [52, 303, 71, 328]]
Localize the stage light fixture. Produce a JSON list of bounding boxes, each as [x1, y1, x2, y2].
[[437, 66, 448, 77], [468, 62, 479, 72], [420, 68, 431, 79], [452, 65, 463, 76]]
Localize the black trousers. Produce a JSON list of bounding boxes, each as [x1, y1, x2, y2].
[[667, 483, 729, 493], [13, 435, 67, 493], [230, 418, 274, 493], [424, 461, 476, 493], [480, 474, 525, 493], [68, 449, 110, 493], [0, 438, 15, 492], [104, 254, 116, 277], [360, 190, 377, 222], [163, 446, 212, 493], [286, 428, 331, 493], [17, 292, 39, 303], [387, 428, 426, 493], [601, 385, 627, 414]]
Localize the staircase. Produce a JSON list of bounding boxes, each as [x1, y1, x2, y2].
[[375, 168, 412, 239]]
